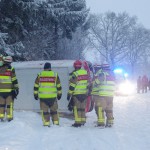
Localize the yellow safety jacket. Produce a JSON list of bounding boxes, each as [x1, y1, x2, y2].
[[34, 70, 61, 99], [69, 69, 88, 95], [95, 71, 115, 97], [91, 69, 103, 96], [91, 79, 99, 96], [0, 65, 18, 93]]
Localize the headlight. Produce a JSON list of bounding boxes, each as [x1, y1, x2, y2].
[[118, 81, 135, 95]]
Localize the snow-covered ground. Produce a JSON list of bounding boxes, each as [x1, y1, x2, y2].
[[0, 92, 150, 150]]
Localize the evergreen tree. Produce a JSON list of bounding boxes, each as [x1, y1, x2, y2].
[[0, 0, 89, 60], [46, 0, 89, 59]]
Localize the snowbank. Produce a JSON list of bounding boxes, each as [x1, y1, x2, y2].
[[0, 93, 150, 150]]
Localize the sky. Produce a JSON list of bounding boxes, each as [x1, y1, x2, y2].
[[86, 0, 150, 29]]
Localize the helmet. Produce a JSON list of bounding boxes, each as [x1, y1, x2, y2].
[[73, 60, 82, 68], [0, 54, 3, 66], [93, 64, 102, 73], [3, 56, 13, 63], [101, 64, 110, 70]]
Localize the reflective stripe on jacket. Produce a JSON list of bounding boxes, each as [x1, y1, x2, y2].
[[91, 79, 99, 95], [0, 65, 18, 92], [69, 69, 88, 95], [34, 70, 62, 99]]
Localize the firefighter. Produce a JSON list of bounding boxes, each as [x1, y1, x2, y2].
[[141, 75, 148, 93], [137, 76, 142, 93], [67, 60, 89, 127], [67, 70, 76, 111], [94, 64, 115, 127], [3, 56, 19, 100], [0, 55, 19, 122], [34, 62, 62, 127], [91, 65, 102, 116]]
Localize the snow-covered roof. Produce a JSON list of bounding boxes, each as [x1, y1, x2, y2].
[[12, 60, 75, 69]]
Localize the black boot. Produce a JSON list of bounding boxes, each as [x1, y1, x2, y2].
[[81, 123, 85, 126], [43, 125, 50, 127], [105, 123, 113, 128], [0, 118, 4, 122], [72, 123, 82, 127], [8, 119, 12, 122], [7, 118, 13, 122], [95, 124, 105, 128]]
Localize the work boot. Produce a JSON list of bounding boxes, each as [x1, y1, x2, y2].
[[81, 123, 85, 126], [106, 119, 113, 128], [96, 124, 105, 128], [0, 118, 4, 122], [72, 123, 82, 127], [43, 125, 50, 127], [105, 123, 113, 128], [7, 119, 13, 122]]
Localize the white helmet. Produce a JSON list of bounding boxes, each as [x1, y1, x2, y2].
[[0, 54, 4, 66], [3, 56, 13, 63]]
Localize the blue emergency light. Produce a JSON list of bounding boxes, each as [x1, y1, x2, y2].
[[114, 68, 129, 78], [124, 73, 128, 77], [113, 68, 123, 73]]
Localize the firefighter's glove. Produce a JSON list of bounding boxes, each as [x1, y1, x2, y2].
[[87, 90, 91, 96], [57, 94, 62, 100], [15, 89, 19, 96], [12, 89, 19, 99], [34, 95, 38, 100], [67, 94, 71, 101], [68, 100, 74, 111]]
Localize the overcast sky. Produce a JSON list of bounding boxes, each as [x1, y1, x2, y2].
[[86, 0, 150, 29]]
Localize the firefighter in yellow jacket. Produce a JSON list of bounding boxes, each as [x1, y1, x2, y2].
[[0, 55, 19, 122], [34, 62, 62, 127], [94, 64, 115, 127], [91, 65, 102, 116], [67, 60, 89, 127]]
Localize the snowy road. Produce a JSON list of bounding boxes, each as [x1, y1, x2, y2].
[[0, 92, 150, 150]]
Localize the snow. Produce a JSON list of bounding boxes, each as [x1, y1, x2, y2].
[[0, 92, 150, 150], [12, 60, 74, 69]]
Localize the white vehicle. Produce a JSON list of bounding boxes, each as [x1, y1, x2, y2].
[[114, 68, 135, 96], [12, 60, 93, 112]]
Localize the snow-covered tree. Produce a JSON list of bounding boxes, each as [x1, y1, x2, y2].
[[0, 32, 8, 55], [45, 0, 89, 59], [22, 0, 89, 60], [126, 26, 150, 75], [0, 0, 29, 43], [0, 0, 89, 60], [88, 12, 136, 67], [58, 28, 88, 59], [0, 32, 25, 59], [0, 0, 31, 58]]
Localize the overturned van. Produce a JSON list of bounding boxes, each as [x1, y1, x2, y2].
[[13, 60, 74, 112], [13, 60, 93, 112]]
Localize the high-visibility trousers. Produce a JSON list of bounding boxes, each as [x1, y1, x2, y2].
[[0, 95, 13, 120], [72, 95, 87, 125], [94, 96, 114, 125], [40, 99, 59, 126]]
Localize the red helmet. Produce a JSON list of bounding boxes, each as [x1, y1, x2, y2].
[[73, 60, 82, 68]]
